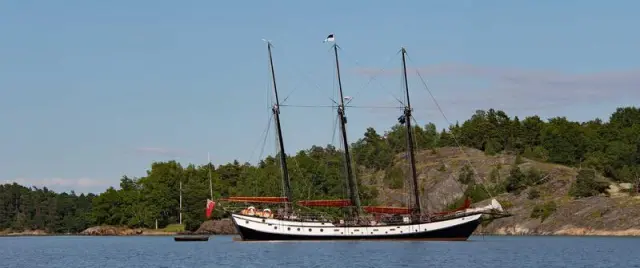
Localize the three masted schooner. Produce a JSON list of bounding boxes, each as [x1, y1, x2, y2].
[[217, 34, 507, 241]]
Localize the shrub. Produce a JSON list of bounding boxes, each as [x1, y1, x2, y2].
[[458, 165, 474, 185], [464, 184, 491, 203], [569, 169, 609, 198], [384, 166, 404, 189], [530, 201, 557, 222], [527, 188, 540, 200], [489, 168, 500, 183], [505, 165, 526, 193]]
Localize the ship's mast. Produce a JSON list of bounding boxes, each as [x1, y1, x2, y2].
[[332, 42, 362, 218], [266, 41, 294, 212], [400, 47, 422, 216]]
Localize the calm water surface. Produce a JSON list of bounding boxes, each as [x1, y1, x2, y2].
[[0, 235, 639, 268]]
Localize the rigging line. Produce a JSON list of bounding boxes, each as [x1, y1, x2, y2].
[[244, 114, 272, 197], [331, 112, 350, 202], [408, 55, 495, 200], [249, 114, 274, 165], [409, 116, 438, 211], [346, 50, 403, 106], [274, 44, 335, 104], [349, 105, 404, 109], [280, 104, 337, 108], [279, 104, 403, 109]]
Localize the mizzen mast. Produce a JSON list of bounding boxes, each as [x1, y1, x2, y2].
[[266, 41, 294, 211], [327, 34, 362, 218], [399, 47, 423, 217]]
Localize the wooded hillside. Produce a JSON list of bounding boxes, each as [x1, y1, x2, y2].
[[1, 106, 638, 233]]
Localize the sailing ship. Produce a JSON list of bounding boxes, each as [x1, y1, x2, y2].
[[218, 34, 508, 241]]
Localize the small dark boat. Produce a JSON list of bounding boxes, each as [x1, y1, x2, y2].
[[173, 235, 210, 242]]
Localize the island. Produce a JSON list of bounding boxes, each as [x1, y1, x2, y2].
[[1, 107, 639, 237]]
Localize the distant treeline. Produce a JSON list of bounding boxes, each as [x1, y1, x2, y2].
[[1, 106, 637, 233]]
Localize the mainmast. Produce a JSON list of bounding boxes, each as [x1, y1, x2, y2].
[[400, 47, 422, 216], [266, 41, 294, 212], [331, 40, 362, 218]]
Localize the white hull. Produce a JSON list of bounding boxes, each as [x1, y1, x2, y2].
[[231, 213, 483, 241]]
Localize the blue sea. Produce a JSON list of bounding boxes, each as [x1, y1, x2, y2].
[[0, 235, 638, 268]]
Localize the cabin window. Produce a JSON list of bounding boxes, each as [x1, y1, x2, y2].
[[309, 228, 312, 232], [274, 226, 277, 230], [353, 229, 360, 232], [334, 229, 339, 232], [245, 221, 249, 224], [268, 224, 272, 226], [373, 229, 379, 231], [287, 227, 291, 231], [390, 229, 395, 231], [297, 228, 300, 231], [262, 219, 265, 223], [320, 229, 324, 232]]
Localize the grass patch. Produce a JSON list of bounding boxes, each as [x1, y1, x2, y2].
[[161, 224, 185, 232], [589, 210, 602, 219]]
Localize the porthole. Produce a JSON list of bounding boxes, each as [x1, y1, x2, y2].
[[262, 219, 265, 223], [274, 226, 277, 230], [245, 220, 249, 224], [297, 228, 300, 231], [309, 228, 312, 232], [287, 227, 291, 231], [320, 229, 323, 232]]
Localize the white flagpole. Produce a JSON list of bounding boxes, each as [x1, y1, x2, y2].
[[208, 152, 213, 200]]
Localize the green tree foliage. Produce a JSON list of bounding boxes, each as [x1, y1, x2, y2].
[[0, 184, 95, 233], [569, 169, 609, 198], [1, 106, 638, 233]]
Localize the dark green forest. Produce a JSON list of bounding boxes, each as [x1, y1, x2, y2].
[[1, 107, 638, 233]]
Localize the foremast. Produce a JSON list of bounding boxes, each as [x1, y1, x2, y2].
[[330, 40, 362, 219], [399, 47, 423, 218], [266, 41, 294, 212]]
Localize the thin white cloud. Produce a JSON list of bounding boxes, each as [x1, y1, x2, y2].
[[352, 63, 640, 112], [3, 177, 115, 194]]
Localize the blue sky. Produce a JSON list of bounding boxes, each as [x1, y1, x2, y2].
[[1, 0, 639, 194]]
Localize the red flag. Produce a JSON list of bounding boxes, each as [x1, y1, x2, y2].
[[206, 199, 216, 218]]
